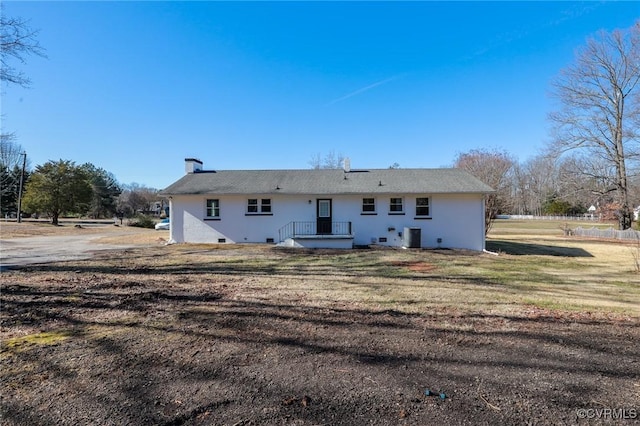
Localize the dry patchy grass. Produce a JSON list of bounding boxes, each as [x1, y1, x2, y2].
[[2, 218, 639, 425], [0, 220, 165, 245], [2, 218, 638, 320]]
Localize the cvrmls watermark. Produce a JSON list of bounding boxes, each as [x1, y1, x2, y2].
[[576, 408, 637, 420]]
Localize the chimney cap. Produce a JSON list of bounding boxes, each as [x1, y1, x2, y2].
[[185, 158, 204, 174]]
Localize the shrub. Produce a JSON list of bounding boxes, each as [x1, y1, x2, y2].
[[128, 214, 155, 229]]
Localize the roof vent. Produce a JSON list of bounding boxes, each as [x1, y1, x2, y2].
[[343, 157, 351, 173], [185, 158, 203, 174]]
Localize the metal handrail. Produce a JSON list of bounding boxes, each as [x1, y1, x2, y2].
[[278, 221, 353, 241]]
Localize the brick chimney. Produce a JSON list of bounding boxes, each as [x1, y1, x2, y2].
[[185, 158, 203, 174]]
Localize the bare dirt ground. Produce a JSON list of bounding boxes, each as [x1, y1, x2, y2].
[[1, 222, 639, 425]]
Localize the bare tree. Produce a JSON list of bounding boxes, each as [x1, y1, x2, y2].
[[454, 148, 514, 234], [549, 21, 640, 229], [0, 132, 24, 170], [1, 6, 45, 216], [512, 155, 558, 215], [0, 134, 28, 216], [558, 154, 616, 207], [117, 183, 160, 217], [1, 6, 46, 88], [309, 151, 346, 169]]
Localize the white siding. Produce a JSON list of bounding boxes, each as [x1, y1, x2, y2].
[[169, 193, 486, 251]]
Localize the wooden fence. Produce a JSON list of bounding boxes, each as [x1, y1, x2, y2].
[[573, 226, 640, 241], [498, 215, 600, 221]]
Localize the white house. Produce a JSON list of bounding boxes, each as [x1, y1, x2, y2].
[[160, 158, 494, 250]]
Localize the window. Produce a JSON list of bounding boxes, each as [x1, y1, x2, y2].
[[390, 197, 404, 213], [247, 198, 272, 214], [362, 198, 376, 213], [416, 197, 430, 216], [318, 200, 330, 218], [261, 199, 272, 213], [206, 199, 220, 218]]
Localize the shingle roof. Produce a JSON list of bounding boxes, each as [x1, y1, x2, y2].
[[160, 168, 495, 196]]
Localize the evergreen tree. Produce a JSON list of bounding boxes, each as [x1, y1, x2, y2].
[[22, 160, 92, 225], [81, 163, 122, 219]]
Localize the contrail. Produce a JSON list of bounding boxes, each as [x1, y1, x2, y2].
[[325, 74, 404, 106]]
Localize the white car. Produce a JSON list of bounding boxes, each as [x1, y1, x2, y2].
[[155, 218, 170, 230]]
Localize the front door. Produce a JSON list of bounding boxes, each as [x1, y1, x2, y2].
[[317, 199, 332, 235]]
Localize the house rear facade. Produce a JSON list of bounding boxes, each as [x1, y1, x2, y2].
[[160, 158, 494, 250]]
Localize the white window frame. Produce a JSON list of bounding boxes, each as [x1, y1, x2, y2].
[[390, 197, 404, 213], [261, 198, 272, 213], [247, 199, 258, 213], [206, 199, 220, 218], [362, 197, 376, 213], [247, 198, 272, 215], [416, 197, 431, 217]]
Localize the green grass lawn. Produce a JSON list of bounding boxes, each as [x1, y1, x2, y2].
[[134, 218, 639, 319], [480, 219, 640, 315], [489, 218, 618, 235], [2, 218, 637, 323]]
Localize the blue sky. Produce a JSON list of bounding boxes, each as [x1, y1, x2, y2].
[[2, 1, 638, 189]]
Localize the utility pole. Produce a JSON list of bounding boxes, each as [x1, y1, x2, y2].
[[16, 152, 26, 223]]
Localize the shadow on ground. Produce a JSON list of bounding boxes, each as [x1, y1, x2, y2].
[[486, 240, 593, 257], [1, 281, 638, 426], [3, 244, 637, 426]]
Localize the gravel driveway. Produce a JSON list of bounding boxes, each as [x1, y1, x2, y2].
[[0, 231, 144, 270]]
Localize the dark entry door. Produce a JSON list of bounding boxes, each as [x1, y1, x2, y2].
[[317, 199, 332, 235]]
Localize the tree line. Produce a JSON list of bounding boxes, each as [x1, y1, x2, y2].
[[454, 148, 640, 234], [0, 150, 165, 225]]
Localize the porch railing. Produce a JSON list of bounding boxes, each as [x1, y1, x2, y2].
[[278, 221, 353, 241]]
